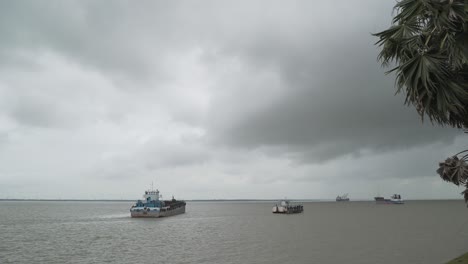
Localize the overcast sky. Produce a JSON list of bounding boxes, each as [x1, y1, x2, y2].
[[0, 0, 465, 200]]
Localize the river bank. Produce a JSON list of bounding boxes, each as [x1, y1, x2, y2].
[[447, 252, 468, 264]]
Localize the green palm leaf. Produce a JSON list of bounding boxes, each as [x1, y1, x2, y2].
[[374, 0, 468, 128], [376, 0, 468, 205]]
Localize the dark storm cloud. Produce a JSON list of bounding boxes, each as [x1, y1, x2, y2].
[[0, 0, 464, 200], [0, 1, 166, 82], [0, 0, 459, 163], [202, 1, 461, 162]]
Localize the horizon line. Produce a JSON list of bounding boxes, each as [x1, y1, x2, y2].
[[0, 198, 462, 202]]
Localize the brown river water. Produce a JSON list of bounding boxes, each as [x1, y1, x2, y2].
[[1, 200, 468, 264]]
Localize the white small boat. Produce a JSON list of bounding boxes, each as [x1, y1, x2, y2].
[[389, 194, 404, 204]]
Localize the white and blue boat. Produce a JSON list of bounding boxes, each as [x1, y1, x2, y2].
[[130, 187, 186, 218]]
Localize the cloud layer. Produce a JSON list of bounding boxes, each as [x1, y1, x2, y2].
[[0, 0, 464, 199]]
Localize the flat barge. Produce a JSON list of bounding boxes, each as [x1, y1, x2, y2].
[[130, 188, 186, 218], [374, 194, 404, 205]]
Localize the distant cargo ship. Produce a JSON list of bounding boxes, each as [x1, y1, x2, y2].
[[130, 187, 186, 218], [336, 194, 350, 202], [374, 194, 404, 204], [272, 200, 303, 214]]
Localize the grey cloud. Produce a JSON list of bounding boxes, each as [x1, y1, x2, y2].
[[9, 98, 65, 128], [0, 0, 463, 199], [0, 1, 161, 82], [143, 143, 212, 170], [201, 1, 460, 162], [90, 135, 212, 182]]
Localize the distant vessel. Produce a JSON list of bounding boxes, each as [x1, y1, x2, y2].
[[336, 193, 350, 202], [130, 187, 186, 218], [272, 200, 303, 214], [374, 194, 404, 204]]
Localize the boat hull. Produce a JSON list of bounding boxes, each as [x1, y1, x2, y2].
[[272, 205, 303, 214], [130, 205, 186, 218], [336, 198, 350, 202], [375, 199, 404, 205]]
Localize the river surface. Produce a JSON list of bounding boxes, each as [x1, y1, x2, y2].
[[1, 200, 468, 264]]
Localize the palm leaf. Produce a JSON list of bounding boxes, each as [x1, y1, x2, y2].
[[374, 0, 468, 128]]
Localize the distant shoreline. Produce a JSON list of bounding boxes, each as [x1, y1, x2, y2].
[[0, 198, 462, 202], [0, 199, 311, 202]]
